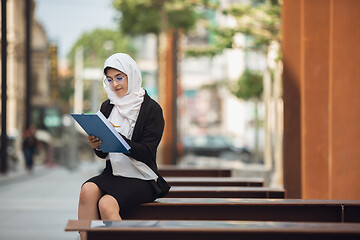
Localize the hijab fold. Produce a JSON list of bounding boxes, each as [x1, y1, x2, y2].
[[102, 53, 157, 180], [103, 53, 145, 139]]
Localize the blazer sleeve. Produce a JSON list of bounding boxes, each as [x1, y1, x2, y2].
[[93, 100, 111, 159], [121, 103, 164, 167], [94, 148, 108, 159]]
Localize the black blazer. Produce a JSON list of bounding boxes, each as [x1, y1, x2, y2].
[[94, 91, 170, 197]]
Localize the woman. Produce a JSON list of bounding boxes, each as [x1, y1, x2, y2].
[[78, 53, 170, 237]]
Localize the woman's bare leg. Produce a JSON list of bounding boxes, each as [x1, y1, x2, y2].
[[78, 182, 103, 240], [98, 194, 122, 220]]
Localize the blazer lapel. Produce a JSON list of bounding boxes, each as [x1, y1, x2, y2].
[[101, 92, 149, 141]]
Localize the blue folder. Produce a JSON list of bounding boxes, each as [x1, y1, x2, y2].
[[71, 111, 130, 153]]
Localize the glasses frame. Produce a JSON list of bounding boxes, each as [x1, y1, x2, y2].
[[104, 75, 127, 87]]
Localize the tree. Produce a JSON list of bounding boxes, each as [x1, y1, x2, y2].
[[222, 0, 281, 50], [67, 28, 135, 69], [186, 0, 281, 56], [112, 0, 200, 164], [186, 0, 282, 165], [232, 69, 263, 100], [230, 69, 264, 163], [220, 0, 281, 167], [112, 0, 198, 35]]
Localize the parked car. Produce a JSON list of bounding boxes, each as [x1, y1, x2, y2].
[[182, 135, 252, 163]]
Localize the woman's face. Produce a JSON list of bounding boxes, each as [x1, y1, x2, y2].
[[105, 68, 128, 97]]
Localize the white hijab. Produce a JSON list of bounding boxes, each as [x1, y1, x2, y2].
[[103, 53, 145, 139], [103, 53, 157, 180]]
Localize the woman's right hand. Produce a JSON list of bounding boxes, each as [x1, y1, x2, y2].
[[88, 135, 102, 150]]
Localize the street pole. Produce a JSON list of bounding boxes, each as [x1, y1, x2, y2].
[[68, 46, 84, 169], [74, 46, 84, 114], [171, 29, 179, 163], [25, 0, 32, 128], [1, 0, 8, 173]]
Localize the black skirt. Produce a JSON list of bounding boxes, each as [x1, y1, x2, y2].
[[84, 160, 158, 216]]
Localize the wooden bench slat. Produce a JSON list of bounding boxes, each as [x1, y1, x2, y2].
[[158, 167, 232, 177], [166, 186, 285, 198], [122, 198, 360, 223], [345, 206, 360, 222], [65, 220, 360, 240], [153, 198, 360, 205], [165, 177, 264, 187]]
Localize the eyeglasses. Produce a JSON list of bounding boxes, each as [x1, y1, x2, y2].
[[104, 76, 126, 86]]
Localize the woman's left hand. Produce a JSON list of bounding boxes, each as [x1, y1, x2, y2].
[[88, 135, 102, 150]]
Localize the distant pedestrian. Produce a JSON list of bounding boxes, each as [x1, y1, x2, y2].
[[23, 124, 38, 172]]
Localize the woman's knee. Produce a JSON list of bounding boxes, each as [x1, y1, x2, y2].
[[98, 195, 119, 218], [79, 182, 102, 205]]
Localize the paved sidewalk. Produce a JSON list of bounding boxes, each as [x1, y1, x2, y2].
[[0, 161, 103, 240]]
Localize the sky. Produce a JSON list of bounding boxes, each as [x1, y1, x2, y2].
[[35, 0, 118, 60]]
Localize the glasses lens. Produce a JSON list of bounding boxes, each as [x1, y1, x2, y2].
[[116, 77, 124, 82], [104, 78, 113, 86], [104, 76, 125, 86]]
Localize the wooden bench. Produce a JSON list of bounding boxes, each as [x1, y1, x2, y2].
[[122, 198, 360, 223], [158, 166, 232, 177], [65, 219, 360, 240], [166, 186, 285, 198], [165, 177, 264, 187]]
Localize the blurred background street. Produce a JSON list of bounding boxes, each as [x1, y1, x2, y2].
[[0, 156, 271, 240], [0, 161, 102, 240], [1, 0, 279, 176], [1, 0, 360, 239]]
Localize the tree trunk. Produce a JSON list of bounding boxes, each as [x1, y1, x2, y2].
[[263, 67, 273, 170], [253, 99, 260, 163], [157, 4, 178, 165], [273, 60, 284, 187]]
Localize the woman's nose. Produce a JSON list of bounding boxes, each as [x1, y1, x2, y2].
[[113, 80, 120, 86]]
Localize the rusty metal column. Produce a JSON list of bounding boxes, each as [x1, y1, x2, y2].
[[330, 0, 360, 200], [282, 0, 302, 198], [283, 0, 360, 200], [301, 0, 331, 199], [1, 0, 8, 173]]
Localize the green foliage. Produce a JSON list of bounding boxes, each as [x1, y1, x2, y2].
[[211, 27, 236, 48], [231, 69, 263, 100], [222, 0, 281, 51], [185, 46, 222, 58], [67, 28, 135, 69], [112, 0, 198, 35], [58, 75, 74, 113], [168, 5, 198, 30], [114, 0, 161, 35], [187, 0, 281, 57]]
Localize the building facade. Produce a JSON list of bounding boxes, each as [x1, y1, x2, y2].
[[0, 0, 52, 169]]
